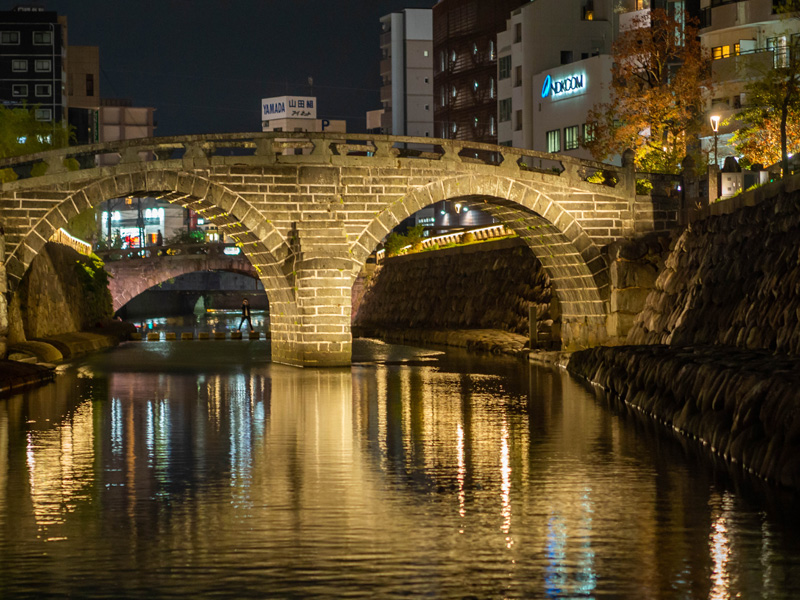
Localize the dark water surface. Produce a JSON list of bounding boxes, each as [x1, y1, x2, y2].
[[1, 339, 799, 599]]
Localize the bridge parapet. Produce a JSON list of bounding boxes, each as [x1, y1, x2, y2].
[[0, 132, 632, 193]]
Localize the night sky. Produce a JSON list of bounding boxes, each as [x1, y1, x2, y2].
[[1, 0, 437, 136]]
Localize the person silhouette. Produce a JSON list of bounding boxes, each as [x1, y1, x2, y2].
[[238, 298, 253, 332]]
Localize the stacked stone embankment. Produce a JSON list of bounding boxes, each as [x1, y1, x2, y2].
[[353, 238, 553, 353], [569, 345, 800, 488], [5, 241, 125, 363], [569, 186, 800, 488]]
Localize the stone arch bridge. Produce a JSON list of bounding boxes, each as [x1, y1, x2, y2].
[[0, 132, 679, 366], [98, 243, 259, 312]]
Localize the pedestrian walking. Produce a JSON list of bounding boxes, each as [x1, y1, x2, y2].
[[238, 298, 253, 332]]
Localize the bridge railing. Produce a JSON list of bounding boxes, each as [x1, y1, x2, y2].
[[0, 132, 630, 192], [96, 242, 243, 262], [375, 223, 512, 263], [50, 228, 94, 257]]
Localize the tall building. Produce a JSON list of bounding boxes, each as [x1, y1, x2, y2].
[[379, 8, 434, 137], [497, 0, 615, 158], [0, 6, 66, 123], [433, 0, 527, 143], [67, 45, 99, 144], [699, 0, 800, 166]]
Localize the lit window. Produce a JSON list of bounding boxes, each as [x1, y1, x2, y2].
[[733, 43, 740, 55], [12, 84, 27, 97], [12, 59, 27, 72], [547, 129, 561, 153], [423, 50, 429, 57], [1, 31, 20, 44], [34, 83, 51, 97], [489, 77, 496, 99], [712, 45, 730, 60], [34, 108, 52, 121], [33, 31, 52, 45], [564, 125, 579, 150], [34, 59, 52, 72], [473, 80, 479, 92]]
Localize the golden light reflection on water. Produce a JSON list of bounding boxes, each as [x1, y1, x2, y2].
[[24, 401, 94, 539], [457, 423, 466, 521], [709, 491, 734, 600], [0, 351, 799, 598], [500, 421, 513, 548]]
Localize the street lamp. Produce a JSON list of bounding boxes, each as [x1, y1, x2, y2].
[[709, 114, 721, 167]]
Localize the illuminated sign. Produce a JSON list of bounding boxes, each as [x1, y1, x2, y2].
[[261, 95, 317, 120], [223, 246, 241, 256], [541, 73, 586, 99]]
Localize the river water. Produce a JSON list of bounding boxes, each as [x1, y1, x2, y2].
[[1, 338, 800, 599]]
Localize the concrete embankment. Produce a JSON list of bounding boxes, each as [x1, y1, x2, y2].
[[568, 181, 800, 490], [353, 237, 553, 354]]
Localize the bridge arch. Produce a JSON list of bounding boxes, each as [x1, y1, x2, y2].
[[103, 247, 261, 312], [352, 174, 610, 349], [4, 169, 310, 363]]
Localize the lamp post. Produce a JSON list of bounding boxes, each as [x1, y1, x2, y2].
[[709, 114, 721, 167]]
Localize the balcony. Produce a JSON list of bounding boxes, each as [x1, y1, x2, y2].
[[380, 58, 392, 76], [711, 49, 774, 83], [380, 85, 393, 103]]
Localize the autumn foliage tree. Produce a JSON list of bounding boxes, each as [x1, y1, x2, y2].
[[729, 5, 800, 176], [586, 9, 709, 173]]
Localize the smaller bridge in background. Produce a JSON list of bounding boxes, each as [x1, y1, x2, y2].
[[98, 243, 258, 312]]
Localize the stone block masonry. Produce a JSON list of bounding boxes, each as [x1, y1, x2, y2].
[[354, 238, 556, 348], [0, 133, 677, 364]]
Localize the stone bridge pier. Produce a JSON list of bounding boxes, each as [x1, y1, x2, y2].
[[0, 133, 682, 367]]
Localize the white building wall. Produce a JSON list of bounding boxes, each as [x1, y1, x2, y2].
[[380, 8, 433, 138], [497, 0, 614, 152], [532, 55, 614, 161]]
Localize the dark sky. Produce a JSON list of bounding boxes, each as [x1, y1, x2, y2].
[[2, 0, 437, 136]]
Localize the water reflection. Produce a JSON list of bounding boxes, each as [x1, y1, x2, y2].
[[0, 343, 799, 598]]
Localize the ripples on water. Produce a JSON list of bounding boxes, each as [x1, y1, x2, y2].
[[1, 339, 799, 598]]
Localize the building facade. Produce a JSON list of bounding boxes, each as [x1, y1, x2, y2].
[[66, 44, 100, 144], [433, 0, 527, 144], [0, 6, 66, 123], [699, 0, 800, 166], [497, 0, 615, 159], [261, 95, 345, 135], [379, 8, 434, 137]]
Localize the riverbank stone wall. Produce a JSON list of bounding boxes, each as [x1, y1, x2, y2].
[[8, 242, 113, 345], [568, 345, 800, 488], [627, 190, 800, 353], [568, 184, 800, 490], [353, 238, 556, 348]]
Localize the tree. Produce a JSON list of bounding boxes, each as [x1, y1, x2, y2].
[[729, 4, 800, 176], [0, 104, 74, 182], [586, 9, 709, 173]]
